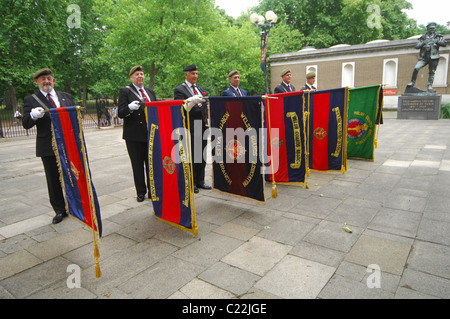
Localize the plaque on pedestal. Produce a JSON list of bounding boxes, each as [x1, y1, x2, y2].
[[398, 91, 441, 120]]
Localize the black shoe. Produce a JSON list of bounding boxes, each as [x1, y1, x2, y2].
[[52, 212, 68, 224], [197, 183, 212, 190], [194, 186, 199, 194], [137, 194, 145, 202]]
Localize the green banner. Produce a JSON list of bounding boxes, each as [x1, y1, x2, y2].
[[347, 85, 382, 161]]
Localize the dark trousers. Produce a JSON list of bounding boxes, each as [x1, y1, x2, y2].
[[41, 156, 66, 214], [190, 119, 207, 186], [125, 140, 150, 196]]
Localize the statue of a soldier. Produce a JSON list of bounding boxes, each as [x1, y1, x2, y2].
[[407, 22, 447, 92]]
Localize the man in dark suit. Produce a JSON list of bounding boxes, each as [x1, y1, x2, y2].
[[301, 72, 317, 91], [22, 68, 75, 224], [274, 69, 296, 93], [221, 70, 247, 96], [118, 65, 157, 202], [174, 64, 211, 194]]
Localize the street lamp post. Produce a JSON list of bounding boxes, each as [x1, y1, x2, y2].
[[250, 11, 278, 94]]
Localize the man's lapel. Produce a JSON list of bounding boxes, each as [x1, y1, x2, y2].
[[182, 83, 194, 97], [55, 91, 71, 107]]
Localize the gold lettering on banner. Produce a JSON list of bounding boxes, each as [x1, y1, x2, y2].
[[217, 111, 259, 187], [219, 163, 232, 185], [176, 128, 190, 207], [148, 123, 159, 201], [241, 112, 251, 130], [57, 143, 74, 188], [286, 112, 302, 169], [331, 107, 342, 158], [240, 112, 258, 186], [219, 112, 230, 130], [242, 163, 256, 187]]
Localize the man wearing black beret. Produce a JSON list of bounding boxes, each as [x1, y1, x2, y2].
[[22, 68, 75, 224], [118, 65, 157, 202], [174, 64, 211, 193]]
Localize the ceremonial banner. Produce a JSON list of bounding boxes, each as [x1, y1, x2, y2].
[[305, 88, 348, 174], [49, 106, 102, 277], [209, 96, 265, 204], [347, 85, 382, 161], [265, 91, 308, 186], [260, 32, 269, 74], [145, 100, 197, 235]]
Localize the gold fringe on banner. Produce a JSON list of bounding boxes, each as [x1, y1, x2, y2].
[[77, 106, 102, 278], [263, 96, 278, 199]]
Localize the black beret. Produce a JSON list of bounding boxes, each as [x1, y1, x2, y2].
[[183, 64, 197, 72]]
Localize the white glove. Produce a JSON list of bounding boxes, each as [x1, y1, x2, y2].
[[185, 95, 205, 111], [31, 107, 45, 119], [128, 100, 140, 111]]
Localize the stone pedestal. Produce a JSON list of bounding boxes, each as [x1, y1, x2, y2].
[[398, 88, 441, 120]]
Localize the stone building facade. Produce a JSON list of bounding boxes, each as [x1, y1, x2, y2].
[[269, 34, 450, 109]]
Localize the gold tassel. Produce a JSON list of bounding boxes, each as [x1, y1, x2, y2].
[[265, 97, 278, 199], [271, 182, 278, 198], [93, 239, 102, 278]]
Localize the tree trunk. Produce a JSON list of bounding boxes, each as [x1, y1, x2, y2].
[[148, 61, 159, 90], [5, 85, 18, 111]]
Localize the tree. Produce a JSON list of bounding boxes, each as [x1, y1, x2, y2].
[[93, 0, 221, 98], [54, 0, 108, 102], [189, 19, 265, 96], [0, 0, 71, 109], [252, 0, 418, 49]]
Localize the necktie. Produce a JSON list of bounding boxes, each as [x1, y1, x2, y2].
[[288, 84, 292, 92], [139, 89, 149, 102], [47, 93, 57, 108], [192, 84, 199, 95], [237, 88, 242, 96]]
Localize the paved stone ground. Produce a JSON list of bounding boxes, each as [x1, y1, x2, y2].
[[1, 114, 450, 300]]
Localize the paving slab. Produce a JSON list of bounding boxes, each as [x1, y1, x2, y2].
[[344, 235, 411, 276], [172, 232, 244, 268], [255, 255, 335, 299], [399, 269, 450, 298], [117, 255, 204, 299], [0, 257, 72, 298], [0, 249, 42, 281], [289, 241, 345, 268], [304, 220, 363, 252], [257, 216, 316, 246], [318, 274, 394, 299], [221, 236, 292, 276], [176, 278, 235, 299], [198, 261, 261, 296], [407, 240, 450, 279]]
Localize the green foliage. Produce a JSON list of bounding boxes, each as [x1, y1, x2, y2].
[[252, 0, 419, 49], [440, 103, 450, 119]]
